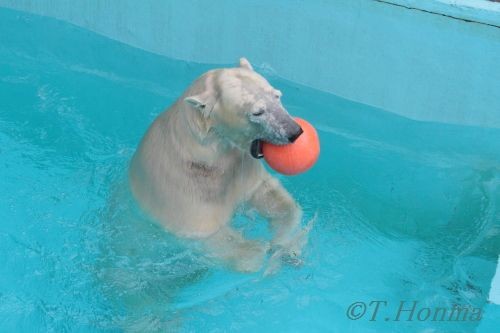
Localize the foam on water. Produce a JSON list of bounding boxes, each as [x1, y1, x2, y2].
[[1, 8, 499, 332]]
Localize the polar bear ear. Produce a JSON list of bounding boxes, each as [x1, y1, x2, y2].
[[185, 95, 205, 109], [184, 94, 213, 118], [184, 93, 216, 142], [239, 57, 254, 71]]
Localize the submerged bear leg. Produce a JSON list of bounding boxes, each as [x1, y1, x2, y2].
[[248, 177, 302, 245], [247, 176, 313, 273], [203, 225, 269, 272]]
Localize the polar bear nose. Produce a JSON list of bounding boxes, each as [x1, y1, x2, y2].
[[288, 127, 303, 143]]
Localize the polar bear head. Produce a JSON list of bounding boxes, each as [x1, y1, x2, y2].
[[184, 58, 303, 156]]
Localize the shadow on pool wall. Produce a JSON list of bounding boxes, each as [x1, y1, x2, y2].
[[1, 3, 500, 333]]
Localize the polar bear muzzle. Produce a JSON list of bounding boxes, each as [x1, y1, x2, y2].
[[250, 121, 303, 159]]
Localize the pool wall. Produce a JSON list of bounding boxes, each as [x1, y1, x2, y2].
[[0, 0, 499, 127]]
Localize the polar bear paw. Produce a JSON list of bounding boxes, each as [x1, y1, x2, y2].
[[232, 239, 270, 273], [264, 214, 316, 275]]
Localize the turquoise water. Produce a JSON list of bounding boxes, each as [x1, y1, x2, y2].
[[1, 8, 500, 332]]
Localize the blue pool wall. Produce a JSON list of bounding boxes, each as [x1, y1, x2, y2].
[[0, 0, 499, 128]]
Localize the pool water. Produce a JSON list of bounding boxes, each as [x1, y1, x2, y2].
[[1, 8, 500, 333]]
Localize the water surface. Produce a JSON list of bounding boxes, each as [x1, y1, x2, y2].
[[1, 8, 499, 332]]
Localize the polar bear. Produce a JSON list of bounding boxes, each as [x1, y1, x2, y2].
[[129, 58, 311, 272]]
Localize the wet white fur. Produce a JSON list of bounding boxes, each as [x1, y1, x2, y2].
[[129, 58, 310, 272]]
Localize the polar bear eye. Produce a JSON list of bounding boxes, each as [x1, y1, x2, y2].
[[252, 108, 265, 116]]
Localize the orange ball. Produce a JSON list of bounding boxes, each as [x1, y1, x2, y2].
[[263, 118, 320, 175]]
